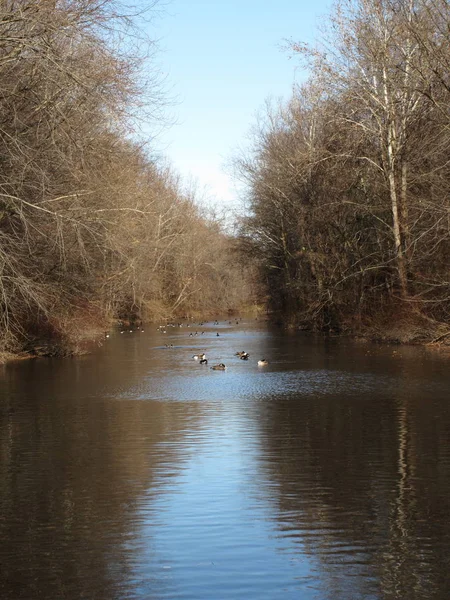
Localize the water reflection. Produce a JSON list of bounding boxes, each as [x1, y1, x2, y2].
[[0, 321, 449, 599], [0, 352, 204, 599], [249, 348, 450, 599]]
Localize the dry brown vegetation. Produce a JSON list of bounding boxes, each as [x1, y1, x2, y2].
[[0, 0, 255, 357], [236, 0, 449, 342]]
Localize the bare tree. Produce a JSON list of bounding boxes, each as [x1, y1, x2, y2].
[[237, 0, 449, 338]]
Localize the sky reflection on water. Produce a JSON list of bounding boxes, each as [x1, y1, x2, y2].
[[0, 320, 449, 599]]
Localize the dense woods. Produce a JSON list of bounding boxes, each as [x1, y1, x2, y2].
[[1, 0, 448, 358], [236, 0, 449, 342], [0, 0, 254, 357]]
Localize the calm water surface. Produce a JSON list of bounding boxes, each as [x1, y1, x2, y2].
[[0, 320, 449, 599]]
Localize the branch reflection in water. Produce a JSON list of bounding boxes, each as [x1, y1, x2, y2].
[[0, 320, 449, 599]]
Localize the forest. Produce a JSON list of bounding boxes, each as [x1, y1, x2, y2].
[[236, 0, 449, 343], [0, 0, 449, 359], [0, 0, 256, 358]]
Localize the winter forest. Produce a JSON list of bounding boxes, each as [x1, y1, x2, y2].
[[0, 0, 449, 357]]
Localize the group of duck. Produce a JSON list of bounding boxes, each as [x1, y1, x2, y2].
[[193, 351, 269, 370], [234, 351, 269, 367], [155, 318, 269, 370]]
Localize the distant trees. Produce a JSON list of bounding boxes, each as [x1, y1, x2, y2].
[[0, 0, 254, 355], [236, 0, 449, 339]]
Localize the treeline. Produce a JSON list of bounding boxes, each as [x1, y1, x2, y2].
[[0, 0, 254, 356], [236, 0, 449, 342]]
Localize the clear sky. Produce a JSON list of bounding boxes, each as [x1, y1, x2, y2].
[[147, 0, 332, 213]]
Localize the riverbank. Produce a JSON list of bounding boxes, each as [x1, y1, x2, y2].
[[0, 306, 261, 364], [348, 310, 450, 347], [276, 308, 450, 348], [2, 306, 448, 366]]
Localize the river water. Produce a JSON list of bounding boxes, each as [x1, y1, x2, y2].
[[0, 319, 449, 600]]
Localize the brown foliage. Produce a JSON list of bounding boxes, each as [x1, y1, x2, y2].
[[0, 0, 254, 354], [236, 0, 449, 336]]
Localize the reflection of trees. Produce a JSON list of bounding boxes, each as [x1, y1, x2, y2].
[[0, 347, 203, 600], [251, 378, 450, 599], [380, 393, 450, 600]]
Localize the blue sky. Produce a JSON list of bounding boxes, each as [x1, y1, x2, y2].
[[146, 0, 332, 212]]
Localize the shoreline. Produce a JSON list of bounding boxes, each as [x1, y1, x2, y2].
[[1, 317, 449, 366]]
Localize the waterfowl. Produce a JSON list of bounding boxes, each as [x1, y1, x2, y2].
[[193, 353, 206, 360], [200, 358, 208, 365], [235, 351, 249, 358], [258, 359, 269, 366], [240, 353, 249, 360], [211, 363, 226, 371], [216, 332, 220, 337]]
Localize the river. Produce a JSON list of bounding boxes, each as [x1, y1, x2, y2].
[[0, 319, 449, 599]]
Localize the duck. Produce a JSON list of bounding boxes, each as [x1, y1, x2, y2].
[[193, 353, 206, 360], [211, 363, 226, 371], [200, 358, 208, 365], [240, 353, 249, 360], [258, 359, 269, 366], [235, 351, 249, 358]]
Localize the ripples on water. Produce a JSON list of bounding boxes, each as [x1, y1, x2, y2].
[[0, 320, 449, 599]]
